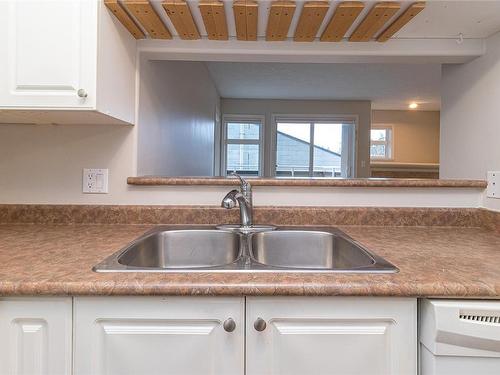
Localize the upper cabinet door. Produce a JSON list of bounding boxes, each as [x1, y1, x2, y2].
[[0, 0, 97, 108], [0, 297, 73, 375], [246, 297, 417, 375], [74, 296, 245, 375]]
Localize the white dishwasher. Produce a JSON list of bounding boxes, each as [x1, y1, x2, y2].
[[420, 299, 500, 375]]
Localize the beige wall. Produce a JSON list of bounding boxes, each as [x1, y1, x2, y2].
[[0, 117, 482, 207], [372, 110, 440, 164]]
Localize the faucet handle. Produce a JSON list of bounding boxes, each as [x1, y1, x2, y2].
[[230, 172, 250, 190], [221, 190, 239, 209]]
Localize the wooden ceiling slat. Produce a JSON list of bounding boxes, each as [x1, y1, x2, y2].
[[162, 1, 200, 40], [266, 1, 296, 41], [123, 0, 172, 39], [320, 1, 364, 42], [349, 1, 400, 42], [245, 1, 258, 40], [199, 2, 217, 39], [199, 1, 229, 40], [377, 2, 425, 42], [104, 0, 146, 39], [233, 1, 248, 40], [294, 1, 330, 42], [233, 0, 258, 41], [212, 2, 229, 40]]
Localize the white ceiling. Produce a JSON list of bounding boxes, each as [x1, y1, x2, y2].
[[390, 1, 500, 39], [206, 62, 442, 111], [154, 0, 497, 110], [151, 0, 500, 40]]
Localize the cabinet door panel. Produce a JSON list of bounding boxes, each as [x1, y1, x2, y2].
[[0, 0, 97, 108], [246, 297, 417, 375], [74, 296, 244, 375], [0, 297, 72, 375]]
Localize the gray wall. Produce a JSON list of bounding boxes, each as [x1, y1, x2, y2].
[[137, 60, 220, 176], [440, 31, 500, 210], [221, 99, 371, 177]]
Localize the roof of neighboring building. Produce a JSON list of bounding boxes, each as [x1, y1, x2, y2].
[[278, 131, 341, 157]]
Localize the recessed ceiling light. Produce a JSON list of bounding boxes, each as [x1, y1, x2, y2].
[[409, 102, 419, 109]]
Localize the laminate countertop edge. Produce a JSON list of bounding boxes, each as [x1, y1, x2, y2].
[[127, 177, 488, 188]]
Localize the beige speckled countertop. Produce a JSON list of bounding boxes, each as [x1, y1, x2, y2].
[[1, 223, 499, 298]]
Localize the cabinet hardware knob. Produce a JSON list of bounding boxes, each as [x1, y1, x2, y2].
[[254, 317, 267, 332], [77, 89, 88, 98], [223, 318, 236, 332]]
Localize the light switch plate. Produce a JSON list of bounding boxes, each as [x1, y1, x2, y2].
[[486, 171, 500, 199], [83, 168, 109, 194]]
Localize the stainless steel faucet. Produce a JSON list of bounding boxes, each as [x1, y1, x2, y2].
[[221, 172, 253, 227]]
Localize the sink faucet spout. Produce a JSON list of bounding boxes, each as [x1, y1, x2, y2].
[[221, 173, 253, 227]]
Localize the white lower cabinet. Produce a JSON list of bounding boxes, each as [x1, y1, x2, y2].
[[246, 297, 417, 375], [0, 296, 417, 375], [0, 297, 72, 375], [73, 296, 245, 375]]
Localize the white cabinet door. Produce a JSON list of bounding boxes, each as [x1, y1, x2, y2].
[[74, 296, 245, 375], [246, 297, 417, 375], [0, 297, 73, 375], [0, 0, 97, 108]]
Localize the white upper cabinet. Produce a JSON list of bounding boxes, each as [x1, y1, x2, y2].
[[0, 0, 136, 125], [0, 0, 97, 108], [246, 297, 417, 375], [74, 296, 245, 375]]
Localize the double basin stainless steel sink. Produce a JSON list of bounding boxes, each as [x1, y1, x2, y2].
[[93, 226, 397, 273]]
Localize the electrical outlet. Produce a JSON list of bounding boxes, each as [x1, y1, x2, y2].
[[487, 171, 500, 199], [83, 168, 109, 194]]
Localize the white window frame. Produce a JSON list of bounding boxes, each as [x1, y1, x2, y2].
[[271, 114, 358, 178], [221, 115, 265, 177], [370, 124, 394, 161]]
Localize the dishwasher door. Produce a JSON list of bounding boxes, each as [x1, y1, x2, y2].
[[419, 299, 500, 375]]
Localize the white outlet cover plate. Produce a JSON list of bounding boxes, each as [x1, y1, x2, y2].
[[83, 168, 109, 194], [486, 171, 500, 199]]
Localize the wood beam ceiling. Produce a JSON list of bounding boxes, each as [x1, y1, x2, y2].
[[122, 0, 172, 39], [266, 1, 296, 41], [162, 1, 200, 40], [104, 0, 146, 39], [233, 0, 258, 41], [377, 2, 425, 42], [349, 2, 401, 42], [108, 1, 426, 44], [294, 1, 330, 42], [320, 1, 365, 42], [199, 1, 229, 40]]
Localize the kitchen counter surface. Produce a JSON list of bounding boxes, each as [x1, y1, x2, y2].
[[0, 223, 499, 297]]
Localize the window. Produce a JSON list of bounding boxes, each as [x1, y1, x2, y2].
[[222, 117, 263, 176], [274, 118, 355, 178], [370, 126, 392, 160], [220, 115, 356, 178]]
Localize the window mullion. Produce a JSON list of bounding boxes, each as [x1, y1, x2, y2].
[[226, 139, 261, 145], [309, 123, 314, 177]]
